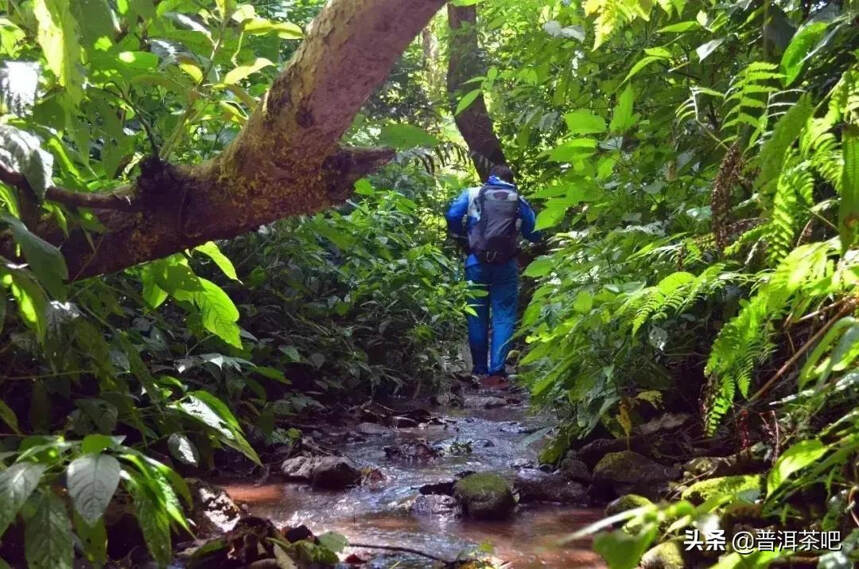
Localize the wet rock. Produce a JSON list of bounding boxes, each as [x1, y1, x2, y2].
[[419, 480, 455, 496], [682, 443, 771, 478], [454, 472, 516, 520], [559, 456, 592, 483], [280, 456, 361, 489], [604, 494, 653, 517], [462, 396, 507, 409], [635, 413, 692, 436], [411, 494, 462, 517], [283, 524, 315, 543], [641, 540, 689, 569], [592, 451, 679, 499], [356, 422, 392, 435], [514, 469, 588, 505], [362, 467, 386, 488], [578, 437, 648, 467], [680, 474, 763, 505], [384, 440, 439, 463], [391, 416, 419, 428], [510, 458, 534, 469], [187, 479, 241, 537]]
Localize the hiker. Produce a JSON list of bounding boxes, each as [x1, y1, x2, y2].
[[445, 164, 540, 379]]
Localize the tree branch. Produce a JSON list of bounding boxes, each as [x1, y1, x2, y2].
[[24, 0, 445, 281]]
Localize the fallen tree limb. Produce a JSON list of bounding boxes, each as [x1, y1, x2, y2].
[[347, 542, 451, 563]]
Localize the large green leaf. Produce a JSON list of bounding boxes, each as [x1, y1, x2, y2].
[[756, 94, 814, 193], [839, 126, 859, 252], [24, 490, 74, 569], [127, 477, 172, 567], [172, 391, 260, 464], [780, 21, 828, 86], [378, 124, 438, 150], [33, 0, 82, 103], [0, 462, 46, 536], [767, 439, 827, 495], [1, 213, 68, 298], [609, 84, 636, 133], [0, 125, 54, 200], [194, 241, 238, 281], [564, 110, 607, 135], [195, 278, 242, 348], [66, 453, 121, 524], [593, 525, 658, 569]]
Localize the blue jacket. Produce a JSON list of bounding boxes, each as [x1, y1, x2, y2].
[[445, 176, 541, 268]]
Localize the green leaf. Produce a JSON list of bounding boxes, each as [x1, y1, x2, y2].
[[66, 453, 121, 525], [0, 462, 46, 537], [455, 88, 482, 116], [223, 57, 273, 85], [24, 490, 73, 569], [0, 400, 19, 434], [535, 201, 569, 230], [72, 511, 107, 567], [658, 21, 699, 33], [242, 18, 302, 39], [767, 439, 827, 495], [0, 125, 54, 200], [756, 94, 814, 193], [127, 477, 171, 566], [33, 0, 82, 102], [623, 55, 665, 84], [1, 213, 68, 298], [194, 241, 238, 280], [172, 391, 260, 465], [174, 277, 241, 347], [3, 266, 49, 340], [780, 21, 828, 86], [524, 256, 554, 277], [564, 110, 607, 135], [610, 85, 636, 133], [167, 433, 199, 467], [839, 126, 859, 252], [695, 37, 724, 61], [80, 434, 120, 454], [593, 524, 658, 569], [547, 138, 597, 162], [378, 124, 438, 150], [317, 532, 348, 553], [573, 292, 594, 313]]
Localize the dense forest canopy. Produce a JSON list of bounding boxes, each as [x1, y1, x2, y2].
[[1, 0, 859, 568]]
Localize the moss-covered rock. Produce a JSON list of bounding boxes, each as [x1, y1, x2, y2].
[[454, 472, 516, 520], [604, 493, 653, 517], [680, 474, 763, 505], [592, 451, 678, 499], [641, 540, 687, 569]]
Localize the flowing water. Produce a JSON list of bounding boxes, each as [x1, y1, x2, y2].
[[221, 392, 606, 568]]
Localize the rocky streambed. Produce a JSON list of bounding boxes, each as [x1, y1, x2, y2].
[[195, 379, 608, 568]]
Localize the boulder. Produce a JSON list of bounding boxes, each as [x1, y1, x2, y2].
[[579, 438, 648, 467], [592, 451, 679, 499], [187, 479, 241, 537], [641, 540, 688, 569], [604, 493, 653, 517], [680, 474, 763, 505], [559, 456, 592, 483], [462, 396, 507, 409], [280, 456, 361, 489], [410, 494, 462, 517], [454, 472, 516, 520], [514, 469, 588, 505]]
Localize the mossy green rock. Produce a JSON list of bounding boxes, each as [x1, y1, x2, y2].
[[680, 474, 763, 505], [454, 473, 516, 520], [604, 493, 653, 517], [641, 540, 687, 569]]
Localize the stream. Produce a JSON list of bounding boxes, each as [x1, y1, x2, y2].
[[221, 385, 606, 568]]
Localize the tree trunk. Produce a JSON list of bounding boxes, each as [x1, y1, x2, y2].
[[446, 4, 506, 181], [31, 0, 445, 281]]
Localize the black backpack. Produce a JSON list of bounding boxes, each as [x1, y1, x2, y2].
[[468, 184, 521, 264]]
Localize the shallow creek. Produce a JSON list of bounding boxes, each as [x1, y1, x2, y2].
[[221, 395, 606, 568]]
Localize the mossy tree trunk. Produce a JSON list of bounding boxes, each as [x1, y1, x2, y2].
[[46, 0, 446, 281]]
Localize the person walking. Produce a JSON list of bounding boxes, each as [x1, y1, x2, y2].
[[445, 164, 540, 380]]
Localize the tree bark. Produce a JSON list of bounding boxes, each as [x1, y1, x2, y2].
[[22, 0, 445, 281], [447, 4, 506, 181]]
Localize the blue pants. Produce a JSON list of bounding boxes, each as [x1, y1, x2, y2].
[[465, 259, 518, 375]]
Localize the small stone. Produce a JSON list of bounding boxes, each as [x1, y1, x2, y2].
[[462, 396, 507, 409], [514, 469, 588, 505], [356, 422, 391, 435], [280, 456, 361, 489], [454, 472, 516, 520], [411, 494, 462, 517]]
